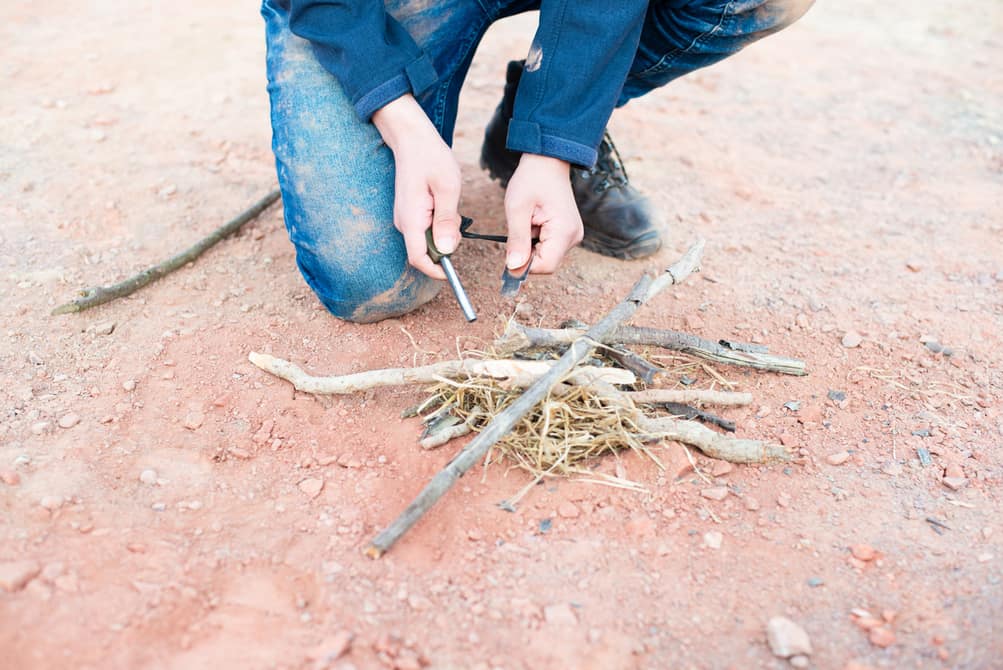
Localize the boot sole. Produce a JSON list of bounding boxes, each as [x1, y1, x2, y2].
[[581, 228, 662, 260]]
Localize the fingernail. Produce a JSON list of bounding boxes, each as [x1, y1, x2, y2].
[[506, 251, 527, 269], [437, 235, 457, 255]]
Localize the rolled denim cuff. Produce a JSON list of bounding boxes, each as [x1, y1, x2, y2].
[[353, 53, 439, 120], [505, 119, 597, 168]]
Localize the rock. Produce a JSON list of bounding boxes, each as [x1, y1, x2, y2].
[[307, 630, 354, 669], [744, 496, 760, 511], [298, 478, 324, 499], [40, 495, 63, 511], [557, 502, 580, 519], [466, 528, 483, 541], [0, 470, 20, 486], [850, 544, 876, 561], [711, 461, 734, 477], [776, 493, 791, 508], [841, 331, 863, 348], [703, 531, 723, 549], [543, 603, 578, 626], [122, 379, 136, 392], [766, 616, 813, 658], [943, 463, 964, 479], [700, 486, 729, 501], [30, 421, 50, 435], [868, 627, 895, 648], [664, 442, 694, 480], [182, 411, 205, 430], [790, 655, 810, 668], [0, 561, 41, 592], [942, 477, 968, 491], [139, 469, 158, 485], [826, 451, 850, 465], [92, 321, 116, 335], [58, 413, 81, 429]]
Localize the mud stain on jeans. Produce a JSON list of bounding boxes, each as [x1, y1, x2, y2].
[[348, 271, 441, 324]]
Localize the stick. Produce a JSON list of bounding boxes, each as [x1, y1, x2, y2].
[[639, 416, 790, 463], [624, 389, 753, 406], [52, 189, 281, 315], [364, 239, 705, 557], [495, 323, 806, 376], [248, 352, 636, 393]]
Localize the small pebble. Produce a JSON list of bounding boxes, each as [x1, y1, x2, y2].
[[711, 461, 733, 477], [766, 616, 813, 658], [942, 477, 968, 491], [703, 531, 723, 549], [850, 544, 876, 561], [0, 470, 20, 486], [40, 495, 63, 511], [92, 321, 116, 335], [298, 477, 324, 499], [182, 412, 204, 430], [868, 627, 895, 648], [841, 331, 863, 348], [744, 496, 761, 511], [58, 413, 81, 429], [700, 487, 729, 501], [826, 451, 850, 466], [122, 379, 137, 392], [790, 655, 810, 669], [543, 603, 578, 626], [30, 421, 50, 435], [139, 469, 158, 485], [0, 561, 42, 592]]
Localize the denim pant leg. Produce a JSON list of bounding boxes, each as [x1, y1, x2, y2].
[[261, 0, 487, 323], [619, 0, 814, 104]]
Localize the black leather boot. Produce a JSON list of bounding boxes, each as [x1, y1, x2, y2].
[[480, 61, 661, 260]]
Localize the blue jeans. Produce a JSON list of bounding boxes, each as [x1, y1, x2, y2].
[[262, 0, 812, 323]]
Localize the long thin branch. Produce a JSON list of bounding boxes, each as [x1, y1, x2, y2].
[[364, 239, 705, 558], [52, 188, 281, 315], [495, 322, 806, 376], [624, 389, 753, 406], [248, 352, 636, 393]]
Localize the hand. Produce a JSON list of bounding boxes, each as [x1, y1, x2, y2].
[[503, 154, 583, 275], [372, 95, 461, 280]]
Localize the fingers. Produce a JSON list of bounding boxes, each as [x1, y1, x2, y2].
[[504, 196, 535, 271], [395, 185, 446, 280], [530, 217, 583, 274], [430, 173, 461, 256]]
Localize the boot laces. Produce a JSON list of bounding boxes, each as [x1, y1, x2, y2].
[[584, 132, 630, 193]]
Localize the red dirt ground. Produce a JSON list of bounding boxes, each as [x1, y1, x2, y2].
[[2, 1, 1001, 669]]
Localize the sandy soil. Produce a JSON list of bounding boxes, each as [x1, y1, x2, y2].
[[2, 1, 1001, 668]]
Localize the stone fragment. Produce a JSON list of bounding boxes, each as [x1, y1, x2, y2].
[[139, 469, 158, 485], [850, 544, 876, 561], [58, 413, 80, 429], [0, 561, 41, 592], [942, 477, 968, 491], [182, 411, 205, 430], [790, 655, 810, 669], [92, 321, 116, 335], [711, 461, 734, 477], [700, 486, 729, 501], [744, 496, 761, 511], [703, 531, 723, 550], [826, 451, 850, 465], [0, 470, 20, 486], [766, 616, 812, 658], [868, 627, 895, 648], [40, 495, 63, 511], [298, 477, 324, 499], [122, 379, 136, 392], [841, 331, 863, 348]]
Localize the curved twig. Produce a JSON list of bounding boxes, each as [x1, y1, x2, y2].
[[52, 189, 281, 315]]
